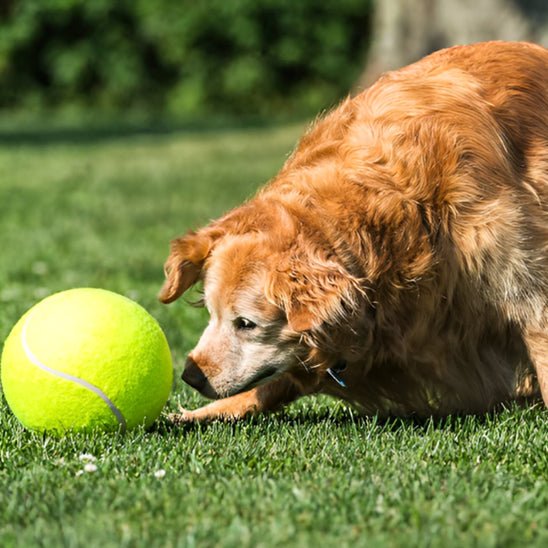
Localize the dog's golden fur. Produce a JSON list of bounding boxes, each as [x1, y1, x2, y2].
[[161, 42, 548, 421]]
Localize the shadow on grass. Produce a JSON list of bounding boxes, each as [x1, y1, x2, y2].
[[154, 399, 545, 437], [0, 116, 298, 147]]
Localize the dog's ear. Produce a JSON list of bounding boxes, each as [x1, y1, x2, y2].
[[266, 242, 363, 332], [159, 202, 281, 304], [159, 228, 223, 304]]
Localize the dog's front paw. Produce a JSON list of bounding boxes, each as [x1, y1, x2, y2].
[[167, 405, 199, 424]]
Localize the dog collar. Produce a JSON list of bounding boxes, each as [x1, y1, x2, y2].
[[327, 360, 347, 388]]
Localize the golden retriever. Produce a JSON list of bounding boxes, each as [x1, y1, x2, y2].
[[160, 41, 548, 422]]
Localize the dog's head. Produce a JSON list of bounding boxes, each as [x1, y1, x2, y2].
[[159, 204, 365, 399]]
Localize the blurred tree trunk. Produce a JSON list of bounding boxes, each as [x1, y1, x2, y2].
[[359, 0, 548, 88]]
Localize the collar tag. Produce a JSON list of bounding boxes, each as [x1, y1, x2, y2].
[[327, 366, 347, 388]]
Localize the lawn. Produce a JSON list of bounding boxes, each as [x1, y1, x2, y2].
[[0, 122, 546, 547]]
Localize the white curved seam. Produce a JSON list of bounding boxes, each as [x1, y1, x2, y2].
[[21, 315, 127, 433]]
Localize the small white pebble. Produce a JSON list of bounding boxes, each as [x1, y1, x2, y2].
[[84, 463, 98, 473], [78, 453, 96, 463], [154, 469, 166, 479]]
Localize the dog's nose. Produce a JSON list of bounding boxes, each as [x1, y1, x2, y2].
[[182, 356, 207, 391]]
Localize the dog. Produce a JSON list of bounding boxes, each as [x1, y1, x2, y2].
[[160, 41, 548, 422]]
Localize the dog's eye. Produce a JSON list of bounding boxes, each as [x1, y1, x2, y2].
[[234, 317, 257, 331]]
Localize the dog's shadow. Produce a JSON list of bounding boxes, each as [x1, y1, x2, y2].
[[154, 398, 544, 436]]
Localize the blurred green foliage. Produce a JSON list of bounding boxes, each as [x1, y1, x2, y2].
[[0, 0, 372, 118]]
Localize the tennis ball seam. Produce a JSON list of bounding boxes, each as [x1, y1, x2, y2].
[[21, 312, 127, 433]]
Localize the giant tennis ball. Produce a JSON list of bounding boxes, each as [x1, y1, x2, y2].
[[1, 288, 173, 433]]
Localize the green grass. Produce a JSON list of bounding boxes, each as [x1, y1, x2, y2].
[[0, 122, 547, 548]]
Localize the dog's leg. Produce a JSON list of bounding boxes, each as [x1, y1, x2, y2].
[[169, 375, 303, 423], [524, 321, 548, 406]]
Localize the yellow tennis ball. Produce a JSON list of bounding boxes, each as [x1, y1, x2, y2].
[[1, 288, 173, 434]]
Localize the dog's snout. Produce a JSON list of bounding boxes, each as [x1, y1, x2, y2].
[[182, 356, 207, 391]]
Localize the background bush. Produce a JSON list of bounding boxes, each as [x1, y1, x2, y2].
[[0, 0, 373, 119]]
